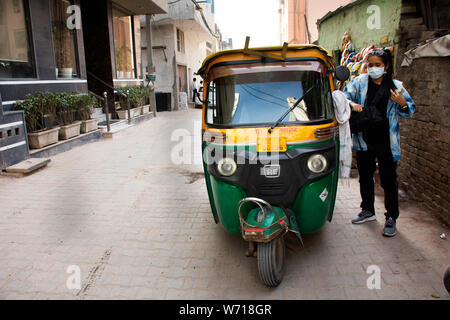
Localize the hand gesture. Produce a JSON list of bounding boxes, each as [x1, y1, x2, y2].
[[390, 89, 407, 107], [350, 102, 363, 112]]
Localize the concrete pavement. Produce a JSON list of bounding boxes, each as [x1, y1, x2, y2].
[[0, 109, 449, 299]]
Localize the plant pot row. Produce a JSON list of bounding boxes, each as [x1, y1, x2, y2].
[[117, 104, 150, 120], [28, 119, 99, 149]]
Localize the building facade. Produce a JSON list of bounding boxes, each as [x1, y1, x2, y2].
[[140, 0, 221, 111], [0, 0, 168, 168], [279, 0, 354, 45]]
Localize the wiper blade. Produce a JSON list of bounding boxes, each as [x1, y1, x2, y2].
[[268, 86, 315, 134]]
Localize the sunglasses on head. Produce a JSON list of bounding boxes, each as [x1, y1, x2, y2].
[[369, 49, 387, 57]]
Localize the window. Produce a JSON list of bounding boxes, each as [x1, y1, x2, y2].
[[51, 0, 79, 78], [0, 0, 34, 78], [113, 8, 135, 79], [206, 61, 333, 126], [177, 28, 184, 53]]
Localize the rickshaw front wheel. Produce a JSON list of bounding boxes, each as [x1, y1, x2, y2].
[[257, 236, 285, 287]]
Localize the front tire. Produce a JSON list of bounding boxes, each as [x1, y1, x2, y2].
[[257, 236, 285, 287]]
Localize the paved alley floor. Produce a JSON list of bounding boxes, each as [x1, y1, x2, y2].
[[0, 108, 449, 300]]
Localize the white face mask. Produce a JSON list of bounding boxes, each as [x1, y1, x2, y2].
[[368, 67, 386, 79]]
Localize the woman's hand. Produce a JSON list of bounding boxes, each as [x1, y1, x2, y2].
[[391, 89, 407, 107], [350, 102, 363, 112]]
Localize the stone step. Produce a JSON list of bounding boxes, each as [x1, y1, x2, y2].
[[5, 158, 50, 174], [91, 113, 111, 123], [91, 107, 104, 117], [400, 17, 424, 27], [401, 5, 418, 15], [101, 112, 154, 138], [98, 119, 129, 133]]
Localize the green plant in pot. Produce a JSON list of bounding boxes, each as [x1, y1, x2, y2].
[[53, 21, 74, 78], [116, 86, 139, 120], [56, 93, 81, 140], [13, 92, 60, 149], [133, 85, 150, 114], [117, 45, 131, 78], [74, 94, 100, 133]]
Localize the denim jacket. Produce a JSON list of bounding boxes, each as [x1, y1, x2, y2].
[[343, 74, 416, 162]]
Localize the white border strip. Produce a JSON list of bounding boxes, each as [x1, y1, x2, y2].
[[0, 80, 87, 85], [1, 100, 16, 105], [0, 121, 23, 130], [0, 140, 26, 152]]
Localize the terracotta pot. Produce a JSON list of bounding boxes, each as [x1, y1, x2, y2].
[[59, 121, 81, 140], [81, 119, 99, 133], [28, 127, 60, 149]]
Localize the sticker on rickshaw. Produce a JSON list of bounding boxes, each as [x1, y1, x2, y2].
[[257, 136, 287, 152]]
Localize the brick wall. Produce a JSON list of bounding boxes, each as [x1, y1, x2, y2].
[[395, 1, 450, 225]]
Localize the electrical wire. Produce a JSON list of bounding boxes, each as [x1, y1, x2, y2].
[[243, 84, 287, 103], [190, 0, 221, 39], [239, 85, 288, 110]]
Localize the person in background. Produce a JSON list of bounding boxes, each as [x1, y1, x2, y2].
[[192, 78, 198, 103], [344, 49, 416, 237]]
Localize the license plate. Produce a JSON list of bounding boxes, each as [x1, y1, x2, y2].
[[257, 136, 287, 152]]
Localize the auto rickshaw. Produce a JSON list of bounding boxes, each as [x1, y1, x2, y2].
[[197, 40, 350, 287]]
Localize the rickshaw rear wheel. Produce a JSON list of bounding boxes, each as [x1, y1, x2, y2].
[[257, 236, 285, 287]]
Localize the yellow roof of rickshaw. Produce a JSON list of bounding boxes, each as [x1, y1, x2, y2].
[[197, 44, 333, 77]]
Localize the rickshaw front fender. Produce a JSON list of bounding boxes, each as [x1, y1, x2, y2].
[[292, 172, 337, 234]]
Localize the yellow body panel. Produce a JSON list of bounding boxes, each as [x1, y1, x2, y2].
[[203, 122, 337, 146]]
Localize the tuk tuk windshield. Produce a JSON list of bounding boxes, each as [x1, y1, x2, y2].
[[205, 61, 334, 126]]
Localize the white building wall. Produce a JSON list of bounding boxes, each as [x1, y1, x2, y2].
[[140, 1, 220, 110]]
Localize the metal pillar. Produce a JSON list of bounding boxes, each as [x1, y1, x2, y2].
[[145, 14, 157, 117]]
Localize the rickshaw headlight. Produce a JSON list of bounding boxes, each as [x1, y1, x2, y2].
[[217, 158, 237, 177], [307, 154, 328, 173]]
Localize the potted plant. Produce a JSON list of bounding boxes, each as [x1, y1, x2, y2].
[[116, 86, 141, 119], [138, 85, 151, 115], [56, 93, 81, 140], [75, 94, 100, 133], [117, 45, 131, 79], [13, 93, 60, 149], [53, 22, 74, 78]]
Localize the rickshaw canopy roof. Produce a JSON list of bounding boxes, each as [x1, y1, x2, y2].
[[197, 45, 334, 78]]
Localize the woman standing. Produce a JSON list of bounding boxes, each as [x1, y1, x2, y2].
[[344, 49, 416, 237]]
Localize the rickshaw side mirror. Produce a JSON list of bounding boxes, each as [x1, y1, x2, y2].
[[335, 66, 350, 82]]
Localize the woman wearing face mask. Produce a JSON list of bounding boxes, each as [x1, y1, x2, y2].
[[344, 49, 416, 237]]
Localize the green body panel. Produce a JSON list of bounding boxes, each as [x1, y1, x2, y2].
[[245, 206, 287, 237], [202, 159, 220, 223], [209, 175, 247, 234], [292, 174, 335, 234], [202, 139, 340, 236]]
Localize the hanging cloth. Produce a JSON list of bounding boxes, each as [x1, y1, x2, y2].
[[332, 90, 352, 179]]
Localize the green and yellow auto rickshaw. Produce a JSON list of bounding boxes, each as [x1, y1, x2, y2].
[[197, 41, 349, 287]]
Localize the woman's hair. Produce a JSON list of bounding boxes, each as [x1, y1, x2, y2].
[[367, 49, 396, 90]]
